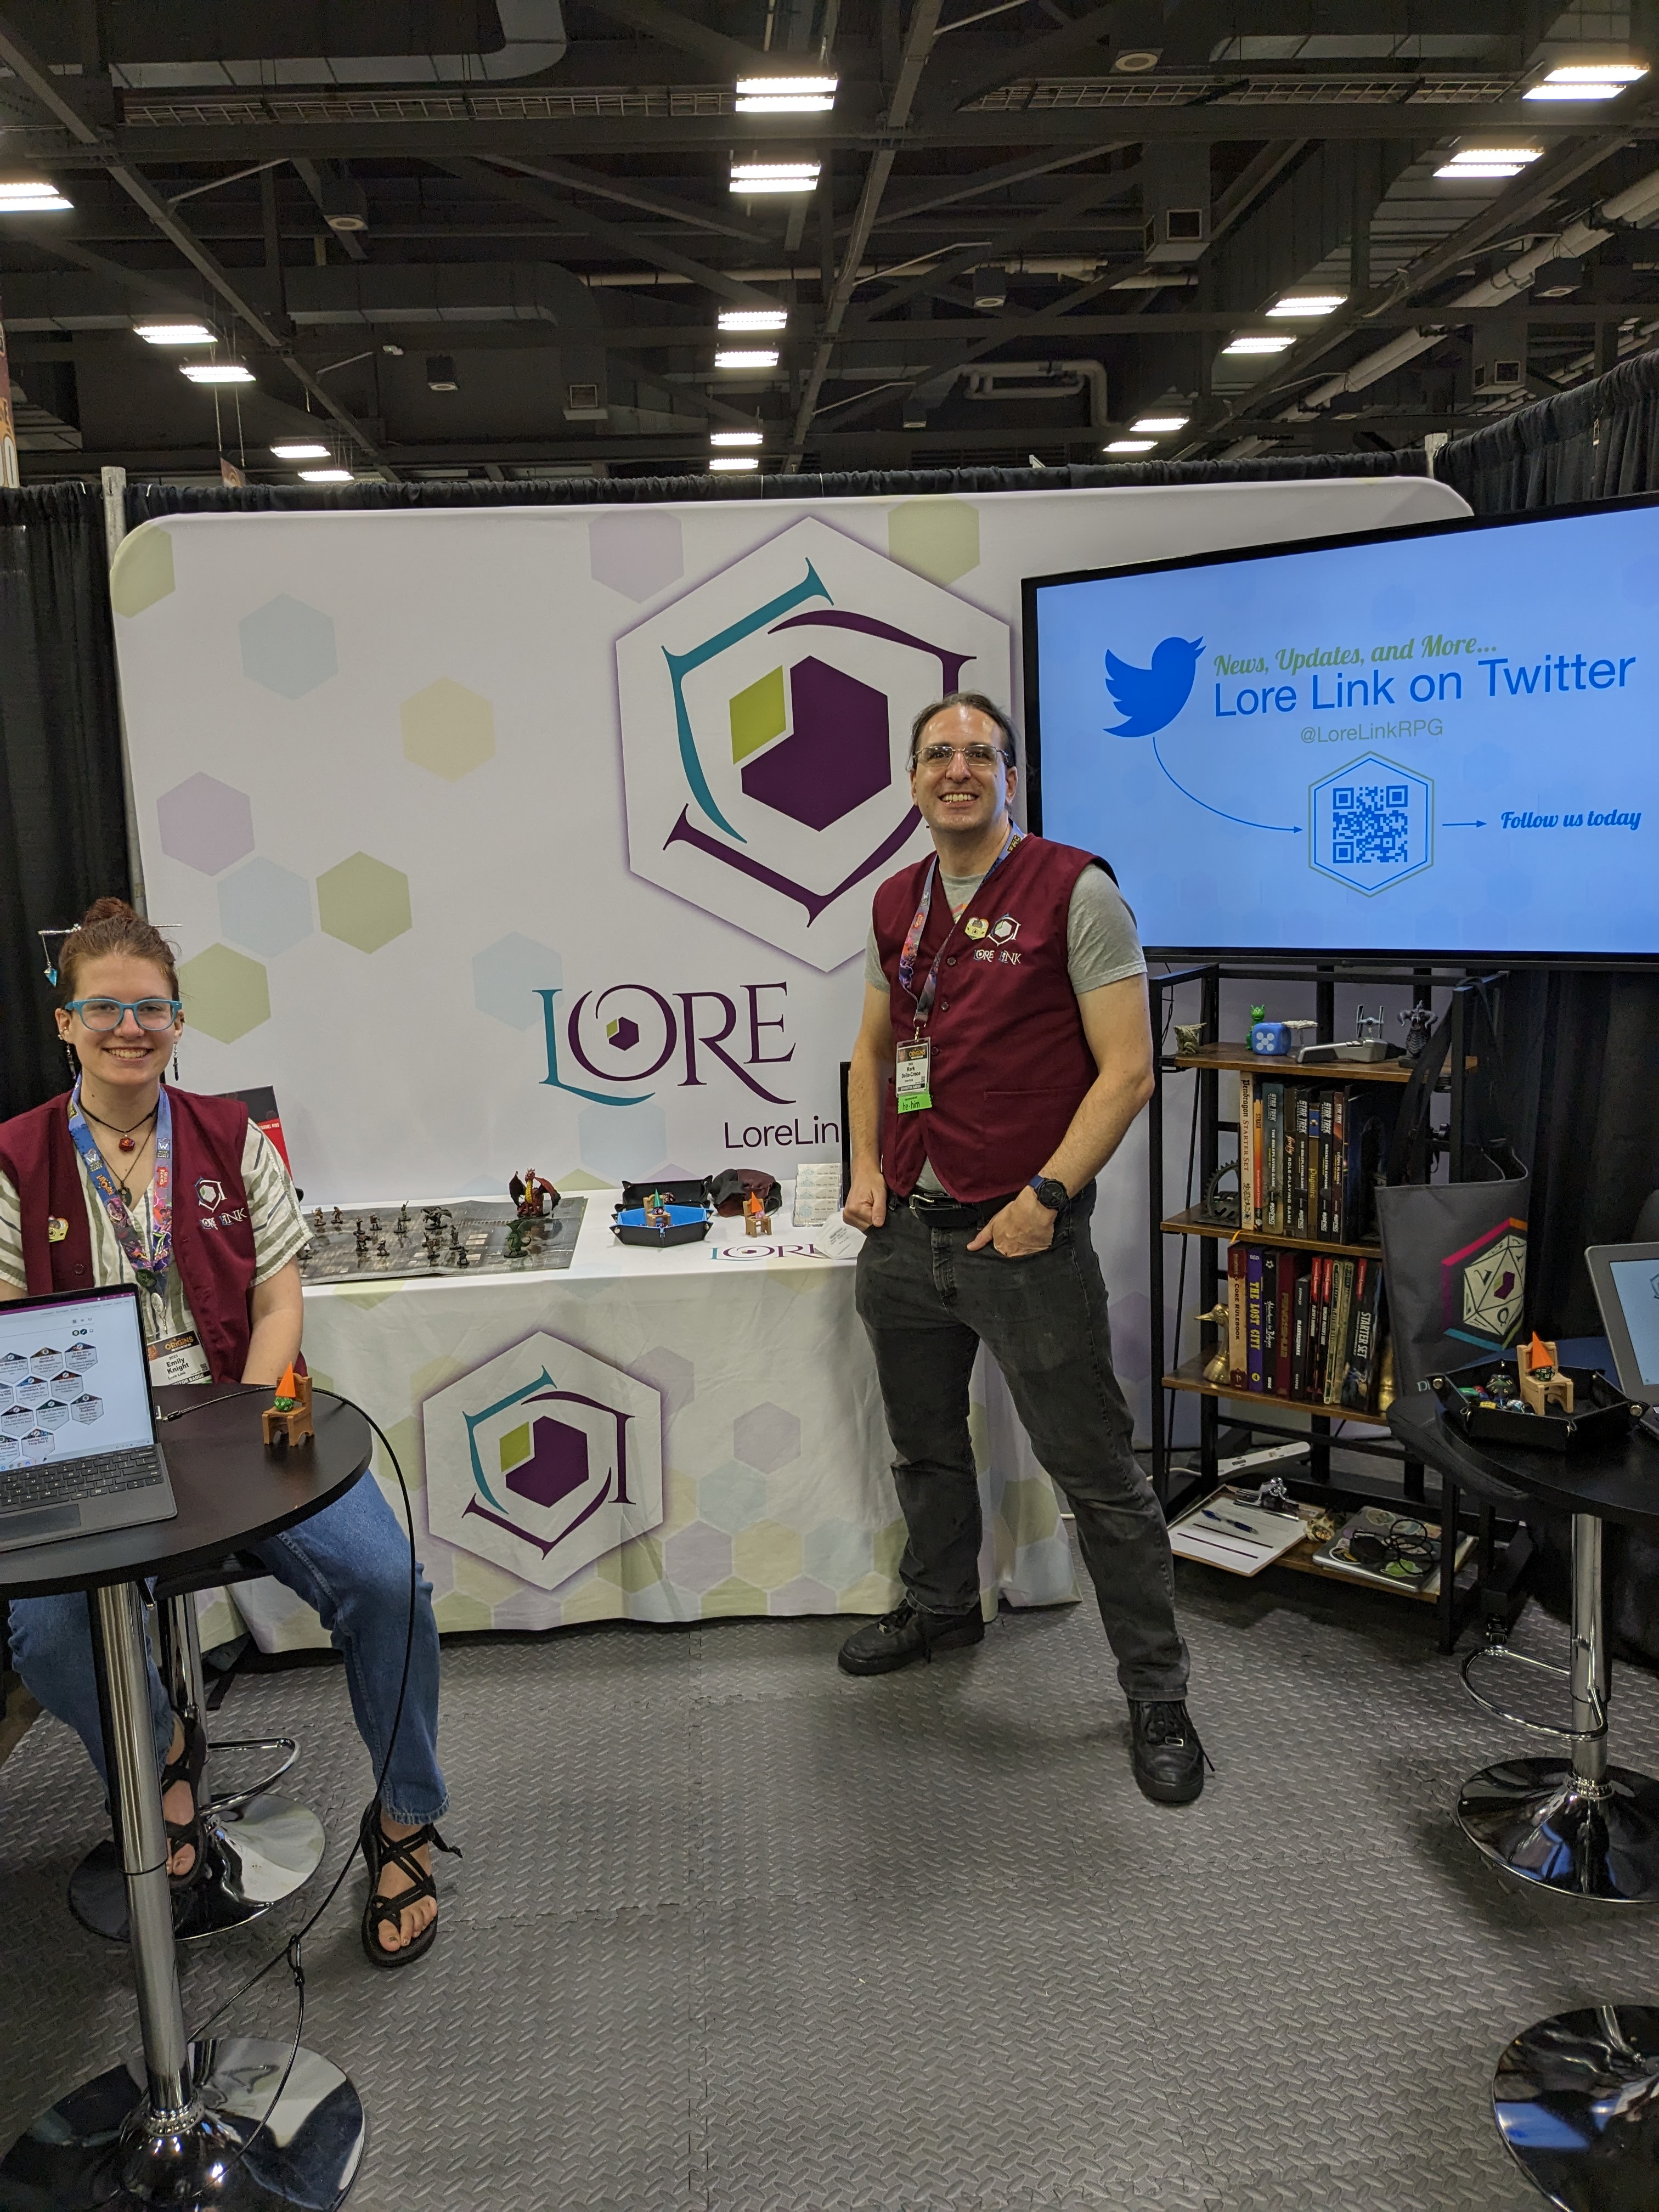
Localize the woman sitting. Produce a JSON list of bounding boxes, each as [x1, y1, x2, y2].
[[0, 899, 455, 1965]]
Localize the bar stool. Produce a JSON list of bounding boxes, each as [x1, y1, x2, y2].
[[1493, 2004, 1659, 2210], [1458, 1510, 1659, 1904], [69, 1553, 326, 1944]]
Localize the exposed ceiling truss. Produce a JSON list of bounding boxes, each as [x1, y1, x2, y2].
[[3, 1, 1659, 486]]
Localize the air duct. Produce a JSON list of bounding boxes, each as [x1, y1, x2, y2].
[[111, 0, 565, 88], [1290, 165, 1659, 415]]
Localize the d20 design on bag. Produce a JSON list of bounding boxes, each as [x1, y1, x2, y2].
[[616, 515, 1012, 972], [1448, 1217, 1528, 1351], [424, 1332, 663, 1590]]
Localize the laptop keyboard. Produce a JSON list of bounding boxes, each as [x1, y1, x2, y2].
[[0, 1448, 164, 1510]]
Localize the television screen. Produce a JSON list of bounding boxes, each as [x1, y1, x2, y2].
[[1023, 496, 1659, 959]]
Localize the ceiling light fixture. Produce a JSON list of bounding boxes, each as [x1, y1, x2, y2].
[[1525, 59, 1647, 99], [1267, 292, 1347, 316], [735, 75, 837, 112], [300, 468, 353, 483], [1435, 146, 1543, 178], [709, 455, 760, 471], [0, 176, 72, 212], [1222, 334, 1296, 355], [180, 361, 255, 382], [1131, 413, 1188, 432], [718, 308, 788, 331], [1104, 439, 1156, 453], [715, 348, 780, 368], [272, 442, 331, 459], [729, 161, 821, 194], [134, 321, 217, 345], [710, 430, 764, 446]]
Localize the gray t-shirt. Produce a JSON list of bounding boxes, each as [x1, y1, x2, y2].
[[865, 860, 1146, 1191]]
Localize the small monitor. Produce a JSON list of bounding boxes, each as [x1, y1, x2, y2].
[[1585, 1243, 1659, 1406]]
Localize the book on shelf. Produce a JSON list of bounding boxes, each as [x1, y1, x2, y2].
[[1235, 1076, 1401, 1248], [1226, 1239, 1248, 1388], [1213, 1242, 1389, 1413]]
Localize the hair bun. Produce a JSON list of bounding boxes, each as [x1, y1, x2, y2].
[[79, 896, 139, 926]]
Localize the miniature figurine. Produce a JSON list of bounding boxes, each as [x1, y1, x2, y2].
[[643, 1189, 673, 1229], [312, 1206, 327, 1233], [424, 1231, 442, 1264], [511, 1170, 552, 1220], [368, 1213, 380, 1235], [743, 1188, 772, 1238], [354, 1222, 369, 1259], [262, 1363, 314, 1450], [396, 1204, 410, 1238], [504, 1219, 528, 1259], [1520, 1333, 1575, 1417], [330, 1207, 344, 1231], [375, 1238, 390, 1260]]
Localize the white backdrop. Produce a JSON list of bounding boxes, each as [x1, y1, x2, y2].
[[110, 476, 1466, 1444]]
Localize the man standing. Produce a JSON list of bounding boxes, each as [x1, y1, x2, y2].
[[841, 691, 1204, 1805]]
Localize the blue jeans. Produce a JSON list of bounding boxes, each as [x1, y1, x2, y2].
[[7, 1472, 447, 1826]]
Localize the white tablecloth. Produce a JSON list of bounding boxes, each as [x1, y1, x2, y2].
[[221, 1189, 1078, 1652]]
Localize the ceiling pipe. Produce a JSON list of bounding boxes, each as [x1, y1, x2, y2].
[[1286, 164, 1659, 416], [579, 255, 1121, 289]]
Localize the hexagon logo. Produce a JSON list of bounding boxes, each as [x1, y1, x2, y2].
[[616, 516, 1009, 972], [316, 852, 412, 953], [240, 594, 337, 699], [1444, 1217, 1528, 1353], [1309, 754, 1434, 895], [423, 1331, 663, 1590], [400, 677, 495, 781]]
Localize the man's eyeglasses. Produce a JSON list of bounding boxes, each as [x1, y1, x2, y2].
[[64, 997, 183, 1033], [915, 742, 1009, 770]]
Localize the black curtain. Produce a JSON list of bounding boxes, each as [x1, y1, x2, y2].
[[1438, 343, 1659, 514], [123, 449, 1421, 524], [1437, 353, 1659, 1327], [0, 483, 130, 1122]]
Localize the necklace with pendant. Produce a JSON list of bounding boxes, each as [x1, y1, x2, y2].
[[78, 1101, 159, 1156]]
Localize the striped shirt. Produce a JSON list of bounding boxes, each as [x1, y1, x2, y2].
[[0, 1116, 308, 1353]]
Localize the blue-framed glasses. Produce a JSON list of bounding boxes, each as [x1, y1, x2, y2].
[[64, 997, 183, 1033]]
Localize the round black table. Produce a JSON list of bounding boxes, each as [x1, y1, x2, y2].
[[0, 1384, 373, 2212], [1392, 1385, 1659, 2212]]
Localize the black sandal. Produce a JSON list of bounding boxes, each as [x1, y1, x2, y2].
[[357, 1799, 460, 1969], [160, 1716, 208, 1893]]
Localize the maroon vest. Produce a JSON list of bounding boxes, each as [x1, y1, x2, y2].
[[873, 833, 1102, 1202], [0, 1088, 257, 1384]]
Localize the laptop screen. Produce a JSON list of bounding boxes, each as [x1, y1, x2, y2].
[[0, 1290, 155, 1470], [1607, 1258, 1659, 1393]]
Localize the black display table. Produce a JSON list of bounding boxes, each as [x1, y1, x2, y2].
[[0, 1384, 373, 2212], [1392, 1385, 1659, 2212]]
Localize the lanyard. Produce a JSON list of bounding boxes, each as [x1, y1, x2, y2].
[[896, 825, 1023, 1032], [67, 1079, 174, 1297]]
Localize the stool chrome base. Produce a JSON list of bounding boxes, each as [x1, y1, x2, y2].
[[1459, 1757, 1659, 1903], [0, 2034, 364, 2211], [69, 1795, 326, 1945], [1494, 2004, 1659, 2212]]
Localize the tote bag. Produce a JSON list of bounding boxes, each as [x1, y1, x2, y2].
[[1374, 1009, 1530, 1390]]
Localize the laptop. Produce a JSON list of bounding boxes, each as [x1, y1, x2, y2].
[[1586, 1242, 1659, 1439], [0, 1283, 178, 1554]]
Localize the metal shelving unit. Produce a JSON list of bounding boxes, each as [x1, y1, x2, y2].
[[1147, 961, 1504, 1649]]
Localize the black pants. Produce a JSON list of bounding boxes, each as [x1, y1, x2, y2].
[[855, 1182, 1189, 1702]]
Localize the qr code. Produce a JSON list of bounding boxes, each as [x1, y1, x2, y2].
[[1329, 782, 1409, 865]]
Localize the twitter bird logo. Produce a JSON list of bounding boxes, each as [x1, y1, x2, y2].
[[1104, 635, 1204, 737]]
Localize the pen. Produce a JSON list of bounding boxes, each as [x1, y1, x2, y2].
[[1201, 1508, 1257, 1537]]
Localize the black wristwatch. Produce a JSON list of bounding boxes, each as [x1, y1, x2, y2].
[[1028, 1175, 1069, 1214]]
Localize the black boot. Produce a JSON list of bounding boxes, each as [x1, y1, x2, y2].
[[838, 1593, 984, 1676], [1129, 1700, 1208, 1804]]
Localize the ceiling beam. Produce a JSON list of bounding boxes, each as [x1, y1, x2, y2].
[[786, 0, 947, 469], [921, 1, 1124, 119], [864, 139, 1131, 232], [434, 158, 782, 310], [574, 0, 764, 79], [292, 158, 367, 262], [1180, 123, 1646, 452], [493, 156, 772, 246], [0, 7, 393, 471]]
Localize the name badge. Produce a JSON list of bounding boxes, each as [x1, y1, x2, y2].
[[895, 1038, 933, 1114], [47, 1216, 69, 1243], [148, 1330, 212, 1387]]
